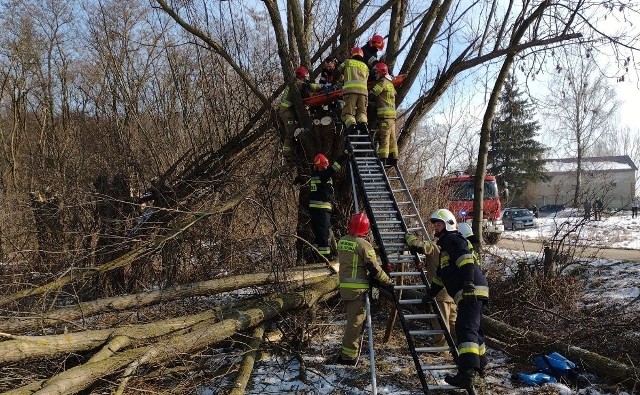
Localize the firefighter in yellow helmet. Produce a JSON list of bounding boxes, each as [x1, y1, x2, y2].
[[308, 151, 350, 261], [279, 66, 325, 158], [339, 47, 369, 134], [370, 62, 398, 167], [335, 213, 394, 365]]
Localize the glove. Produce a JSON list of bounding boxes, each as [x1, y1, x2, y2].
[[462, 281, 477, 302], [382, 281, 395, 293], [343, 146, 353, 157], [323, 83, 333, 90]]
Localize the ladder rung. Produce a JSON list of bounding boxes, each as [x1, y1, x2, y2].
[[422, 364, 458, 370], [389, 271, 422, 276], [408, 329, 444, 336], [394, 284, 427, 290], [397, 298, 423, 305], [415, 346, 451, 353], [391, 188, 408, 193], [403, 313, 437, 319]]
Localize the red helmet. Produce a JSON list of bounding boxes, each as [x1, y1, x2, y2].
[[313, 153, 329, 169], [348, 213, 370, 236], [369, 34, 385, 51], [295, 66, 309, 80], [351, 47, 364, 58], [374, 62, 389, 77]]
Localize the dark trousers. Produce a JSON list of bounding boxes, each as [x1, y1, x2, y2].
[[633, 207, 638, 218], [455, 299, 486, 371], [309, 207, 331, 256]]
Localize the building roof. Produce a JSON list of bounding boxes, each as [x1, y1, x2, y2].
[[544, 155, 638, 174]]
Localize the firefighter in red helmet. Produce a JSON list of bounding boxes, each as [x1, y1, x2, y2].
[[370, 62, 398, 167], [339, 47, 369, 134], [279, 66, 325, 158], [334, 212, 394, 365], [362, 34, 385, 76], [308, 150, 351, 261]]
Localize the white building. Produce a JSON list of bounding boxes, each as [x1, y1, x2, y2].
[[530, 155, 637, 209]]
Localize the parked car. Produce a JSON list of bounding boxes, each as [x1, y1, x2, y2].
[[502, 208, 536, 230]]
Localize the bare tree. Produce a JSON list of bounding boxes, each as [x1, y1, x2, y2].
[[544, 47, 620, 207]]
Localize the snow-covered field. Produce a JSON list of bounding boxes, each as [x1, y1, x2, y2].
[[200, 209, 639, 395], [501, 209, 640, 250]]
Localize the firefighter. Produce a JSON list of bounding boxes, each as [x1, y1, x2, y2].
[[339, 47, 369, 134], [405, 232, 457, 348], [336, 212, 394, 365], [369, 62, 398, 167], [279, 66, 326, 158], [308, 151, 350, 261], [458, 222, 481, 257], [422, 208, 489, 388], [362, 34, 385, 73]]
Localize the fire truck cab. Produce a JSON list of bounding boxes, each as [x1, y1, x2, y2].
[[446, 173, 505, 245]]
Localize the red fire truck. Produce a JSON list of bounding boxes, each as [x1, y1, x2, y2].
[[441, 172, 505, 244]]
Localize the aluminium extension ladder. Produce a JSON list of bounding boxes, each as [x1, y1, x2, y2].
[[346, 131, 477, 395]]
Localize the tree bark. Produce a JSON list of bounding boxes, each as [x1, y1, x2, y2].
[[0, 265, 330, 333], [2, 277, 339, 395], [227, 325, 265, 395]]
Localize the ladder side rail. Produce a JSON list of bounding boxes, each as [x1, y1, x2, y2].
[[347, 141, 431, 393]]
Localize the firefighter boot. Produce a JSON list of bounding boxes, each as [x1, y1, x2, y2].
[[356, 122, 369, 135], [444, 369, 476, 388], [346, 123, 358, 135]]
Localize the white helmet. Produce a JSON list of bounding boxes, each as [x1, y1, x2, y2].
[[458, 222, 473, 238], [429, 208, 457, 232]]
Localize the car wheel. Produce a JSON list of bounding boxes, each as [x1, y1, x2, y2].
[[511, 223, 516, 231]]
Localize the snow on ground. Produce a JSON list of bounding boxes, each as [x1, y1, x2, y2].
[[502, 209, 640, 250], [200, 209, 639, 394]]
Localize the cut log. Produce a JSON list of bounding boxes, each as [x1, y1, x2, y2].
[[1, 277, 338, 395], [0, 265, 330, 333], [227, 325, 265, 395]]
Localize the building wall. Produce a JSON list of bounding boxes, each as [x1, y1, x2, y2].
[[530, 169, 636, 209]]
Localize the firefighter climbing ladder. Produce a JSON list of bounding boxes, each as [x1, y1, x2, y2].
[[346, 131, 478, 395]]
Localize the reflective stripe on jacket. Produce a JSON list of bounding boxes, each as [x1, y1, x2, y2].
[[338, 234, 391, 288], [338, 59, 369, 95], [370, 78, 396, 118]]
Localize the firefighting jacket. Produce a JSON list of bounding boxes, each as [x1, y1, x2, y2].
[[280, 79, 323, 109], [361, 43, 379, 69], [405, 234, 455, 303], [429, 230, 489, 304], [338, 59, 369, 96], [338, 234, 393, 290], [308, 153, 348, 211], [370, 77, 396, 119]]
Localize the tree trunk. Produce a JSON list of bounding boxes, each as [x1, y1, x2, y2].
[[0, 265, 331, 333], [227, 325, 265, 395], [482, 315, 640, 386], [2, 277, 338, 395]]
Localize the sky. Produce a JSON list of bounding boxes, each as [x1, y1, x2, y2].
[[198, 209, 639, 395]]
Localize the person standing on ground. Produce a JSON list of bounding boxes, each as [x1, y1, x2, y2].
[[336, 213, 394, 365], [369, 62, 398, 168], [631, 196, 639, 219], [308, 150, 350, 261], [422, 209, 489, 389]]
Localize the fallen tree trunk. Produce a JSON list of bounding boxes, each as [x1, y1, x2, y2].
[[0, 265, 330, 333], [2, 277, 339, 395], [482, 315, 640, 386], [0, 312, 215, 364], [226, 325, 265, 395]]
